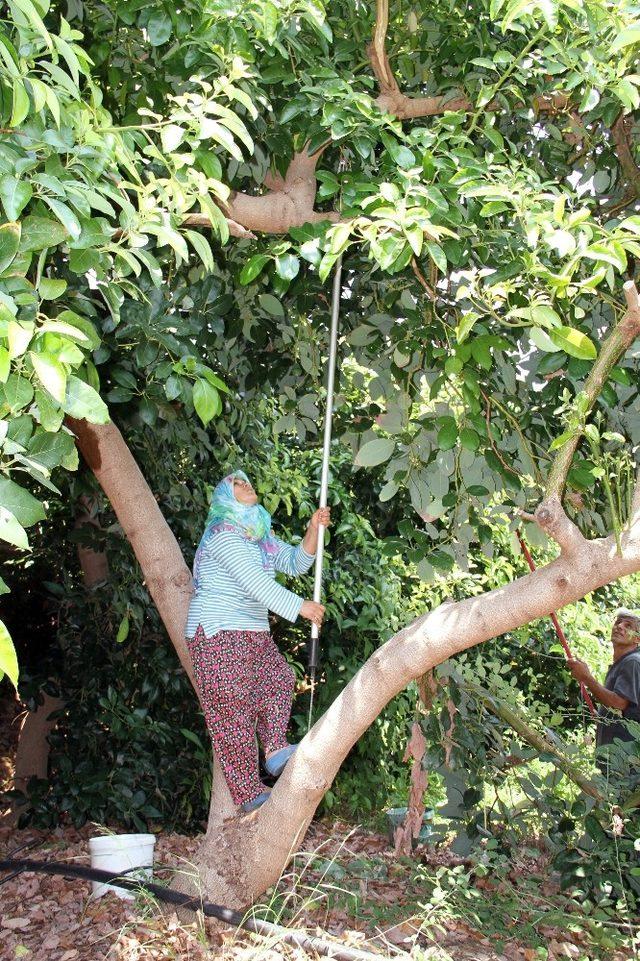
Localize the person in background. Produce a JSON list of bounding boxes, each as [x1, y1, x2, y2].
[[568, 609, 640, 753], [185, 470, 330, 813]]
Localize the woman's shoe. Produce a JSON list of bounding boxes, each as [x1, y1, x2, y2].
[[240, 790, 271, 813], [264, 743, 297, 777]]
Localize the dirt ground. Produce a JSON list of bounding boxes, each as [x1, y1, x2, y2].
[[0, 691, 634, 961]]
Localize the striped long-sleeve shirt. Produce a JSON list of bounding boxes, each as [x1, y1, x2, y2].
[[185, 527, 315, 639]]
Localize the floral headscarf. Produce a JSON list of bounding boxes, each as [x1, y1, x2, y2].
[[193, 471, 278, 587]]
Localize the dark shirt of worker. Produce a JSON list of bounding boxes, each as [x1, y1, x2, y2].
[[568, 610, 640, 748]]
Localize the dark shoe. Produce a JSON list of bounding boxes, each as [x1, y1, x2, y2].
[[264, 744, 297, 777], [240, 790, 270, 813]]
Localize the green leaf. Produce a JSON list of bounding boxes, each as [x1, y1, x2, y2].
[[611, 27, 640, 53], [54, 310, 101, 350], [275, 253, 300, 281], [192, 378, 220, 425], [438, 420, 458, 450], [0, 221, 21, 274], [530, 327, 561, 352], [530, 305, 562, 329], [35, 387, 64, 432], [379, 479, 399, 502], [0, 373, 34, 413], [0, 348, 8, 383], [28, 429, 76, 469], [0, 506, 29, 549], [42, 197, 81, 240], [239, 254, 270, 285], [62, 376, 110, 423], [7, 0, 52, 50], [30, 351, 67, 403], [160, 123, 186, 153], [199, 367, 230, 394], [460, 428, 480, 451], [425, 242, 447, 273], [354, 438, 395, 467], [10, 78, 29, 127], [318, 250, 339, 283], [0, 476, 45, 527], [7, 320, 32, 359], [329, 222, 351, 255], [549, 430, 574, 452], [19, 216, 68, 251], [548, 327, 597, 360], [38, 278, 67, 300], [116, 615, 130, 643], [258, 293, 284, 317], [0, 177, 32, 220], [184, 230, 214, 273], [0, 619, 19, 689], [0, 575, 9, 596], [583, 242, 627, 272], [147, 11, 173, 45]]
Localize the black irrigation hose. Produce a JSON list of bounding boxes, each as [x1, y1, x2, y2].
[[0, 837, 48, 887], [0, 858, 394, 961]]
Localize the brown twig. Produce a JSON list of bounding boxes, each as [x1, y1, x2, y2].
[[411, 258, 435, 300], [481, 389, 522, 479]]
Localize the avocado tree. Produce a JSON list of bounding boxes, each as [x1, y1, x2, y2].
[[3, 0, 640, 906]]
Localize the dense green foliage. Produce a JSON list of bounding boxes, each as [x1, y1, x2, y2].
[[3, 0, 640, 677], [4, 398, 418, 828], [2, 0, 640, 937]]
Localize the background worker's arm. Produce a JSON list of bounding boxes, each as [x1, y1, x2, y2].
[[568, 658, 630, 711]]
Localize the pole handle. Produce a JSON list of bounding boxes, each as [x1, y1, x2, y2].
[[516, 528, 598, 719]]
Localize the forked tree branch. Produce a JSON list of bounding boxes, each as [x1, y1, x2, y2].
[[367, 0, 598, 161], [188, 145, 339, 237], [545, 281, 640, 499], [534, 494, 586, 555], [69, 415, 640, 911]]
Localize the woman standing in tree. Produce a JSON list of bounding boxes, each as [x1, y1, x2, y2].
[[185, 471, 329, 812]]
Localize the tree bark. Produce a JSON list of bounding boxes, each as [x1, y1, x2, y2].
[[75, 494, 109, 589], [10, 691, 64, 825], [66, 412, 640, 909], [66, 416, 237, 827]]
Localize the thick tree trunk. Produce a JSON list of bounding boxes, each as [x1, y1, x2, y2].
[[10, 691, 64, 824], [66, 418, 195, 684], [67, 417, 236, 826], [75, 494, 109, 589], [68, 415, 640, 909]]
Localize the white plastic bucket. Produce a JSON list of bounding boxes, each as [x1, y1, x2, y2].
[[88, 833, 156, 900]]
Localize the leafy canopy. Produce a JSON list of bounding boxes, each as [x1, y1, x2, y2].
[[2, 0, 640, 682]]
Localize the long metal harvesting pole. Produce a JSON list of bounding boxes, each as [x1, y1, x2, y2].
[[516, 529, 597, 718], [308, 255, 343, 729]]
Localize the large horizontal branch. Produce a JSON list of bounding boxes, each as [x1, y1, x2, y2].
[[546, 281, 640, 499], [368, 0, 591, 142], [186, 494, 640, 909]]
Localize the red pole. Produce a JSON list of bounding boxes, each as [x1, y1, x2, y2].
[[516, 529, 598, 719]]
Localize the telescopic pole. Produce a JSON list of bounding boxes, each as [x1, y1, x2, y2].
[[307, 255, 343, 728], [516, 529, 597, 718]]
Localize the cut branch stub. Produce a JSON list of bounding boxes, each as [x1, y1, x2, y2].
[[534, 494, 586, 555]]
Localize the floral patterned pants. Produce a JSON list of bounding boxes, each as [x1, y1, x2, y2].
[[187, 626, 296, 806]]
